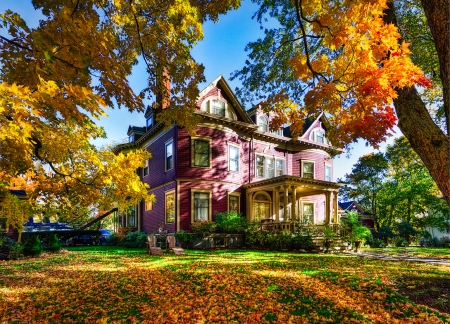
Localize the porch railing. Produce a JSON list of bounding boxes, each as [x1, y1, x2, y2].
[[259, 220, 349, 239]]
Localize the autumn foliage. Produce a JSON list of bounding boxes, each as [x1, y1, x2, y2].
[[0, 1, 240, 226], [1, 249, 449, 322]]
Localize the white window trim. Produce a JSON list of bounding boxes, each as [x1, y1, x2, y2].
[[191, 136, 212, 168], [309, 128, 327, 144], [191, 189, 212, 222], [201, 96, 236, 120], [325, 164, 332, 182], [257, 115, 269, 132], [143, 159, 149, 177], [275, 158, 285, 177], [255, 153, 285, 179], [165, 138, 174, 172], [146, 114, 153, 129], [227, 192, 241, 213], [301, 201, 315, 224], [301, 160, 315, 179], [165, 190, 175, 224], [228, 143, 240, 172]]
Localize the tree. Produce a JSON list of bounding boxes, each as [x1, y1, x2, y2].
[[341, 136, 448, 229], [339, 153, 388, 228], [232, 0, 449, 205], [0, 0, 240, 231]]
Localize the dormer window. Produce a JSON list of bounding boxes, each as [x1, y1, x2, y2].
[[310, 128, 327, 144], [211, 100, 225, 117], [146, 114, 153, 129], [129, 134, 134, 143], [257, 115, 269, 132], [201, 98, 236, 119]]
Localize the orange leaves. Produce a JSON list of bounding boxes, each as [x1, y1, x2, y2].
[[0, 250, 449, 323], [280, 0, 432, 148]]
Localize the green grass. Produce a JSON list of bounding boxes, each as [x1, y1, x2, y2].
[[0, 247, 449, 323]]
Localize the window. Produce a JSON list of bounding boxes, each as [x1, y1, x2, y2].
[[310, 129, 327, 144], [193, 191, 210, 221], [126, 206, 136, 227], [145, 200, 153, 211], [228, 145, 239, 172], [302, 161, 314, 179], [271, 129, 284, 136], [256, 154, 284, 179], [228, 194, 240, 213], [165, 140, 173, 171], [193, 138, 210, 167], [276, 160, 284, 177], [143, 159, 149, 177], [302, 203, 314, 224], [256, 155, 265, 178], [325, 165, 332, 181], [165, 191, 175, 223], [316, 131, 325, 143], [128, 134, 134, 143], [266, 157, 274, 178], [146, 114, 153, 129], [253, 192, 271, 221], [257, 115, 268, 132], [212, 99, 225, 117]]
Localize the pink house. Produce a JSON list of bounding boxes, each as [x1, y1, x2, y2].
[[114, 76, 343, 234]]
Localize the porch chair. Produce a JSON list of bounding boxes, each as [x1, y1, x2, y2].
[[166, 235, 186, 255], [146, 235, 164, 256]]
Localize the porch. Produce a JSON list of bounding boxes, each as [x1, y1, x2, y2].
[[243, 175, 347, 245]]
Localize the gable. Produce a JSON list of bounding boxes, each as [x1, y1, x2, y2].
[[197, 75, 253, 124], [301, 113, 330, 144]]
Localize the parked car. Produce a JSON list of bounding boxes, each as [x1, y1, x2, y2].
[[72, 235, 95, 246], [99, 229, 112, 245]]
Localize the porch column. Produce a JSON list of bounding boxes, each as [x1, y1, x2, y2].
[[291, 186, 297, 221], [274, 187, 280, 222], [247, 191, 253, 221], [333, 191, 338, 223], [324, 191, 331, 224], [283, 186, 289, 220]]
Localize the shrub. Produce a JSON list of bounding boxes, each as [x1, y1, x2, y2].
[[291, 234, 314, 251], [368, 238, 386, 248], [374, 226, 394, 245], [9, 242, 24, 260], [23, 236, 43, 256], [190, 220, 217, 237], [174, 230, 194, 247], [342, 211, 371, 244], [47, 233, 62, 252], [396, 222, 417, 243], [393, 236, 409, 247], [106, 232, 120, 246], [439, 236, 450, 247], [122, 231, 148, 248], [214, 212, 247, 234]]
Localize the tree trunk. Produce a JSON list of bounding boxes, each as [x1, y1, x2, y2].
[[393, 87, 449, 206], [386, 1, 450, 206]]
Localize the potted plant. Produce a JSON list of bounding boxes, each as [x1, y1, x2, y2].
[[322, 225, 335, 253], [342, 211, 371, 252]]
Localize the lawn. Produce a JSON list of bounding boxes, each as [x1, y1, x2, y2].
[[0, 247, 449, 323]]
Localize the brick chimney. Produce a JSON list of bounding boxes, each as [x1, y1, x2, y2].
[[155, 67, 171, 112]]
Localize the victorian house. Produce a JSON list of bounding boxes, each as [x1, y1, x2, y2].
[[114, 76, 343, 234]]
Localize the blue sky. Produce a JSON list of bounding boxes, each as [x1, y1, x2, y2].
[[0, 0, 397, 180]]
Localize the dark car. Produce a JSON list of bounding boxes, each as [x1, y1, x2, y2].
[[99, 229, 112, 245], [72, 235, 95, 246]]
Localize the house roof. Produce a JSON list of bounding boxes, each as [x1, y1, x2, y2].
[[198, 75, 253, 124]]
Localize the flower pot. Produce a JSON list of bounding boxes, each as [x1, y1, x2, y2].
[[354, 240, 361, 252]]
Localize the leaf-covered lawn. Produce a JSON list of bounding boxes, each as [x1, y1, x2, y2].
[[1, 248, 449, 323]]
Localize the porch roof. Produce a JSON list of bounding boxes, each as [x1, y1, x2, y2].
[[242, 175, 344, 194]]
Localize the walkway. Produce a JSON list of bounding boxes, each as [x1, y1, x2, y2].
[[345, 251, 450, 267]]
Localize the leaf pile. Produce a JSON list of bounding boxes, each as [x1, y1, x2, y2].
[[0, 249, 449, 323]]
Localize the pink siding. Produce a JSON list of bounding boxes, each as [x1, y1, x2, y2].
[[294, 151, 333, 181], [141, 182, 176, 234], [178, 181, 243, 231]]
